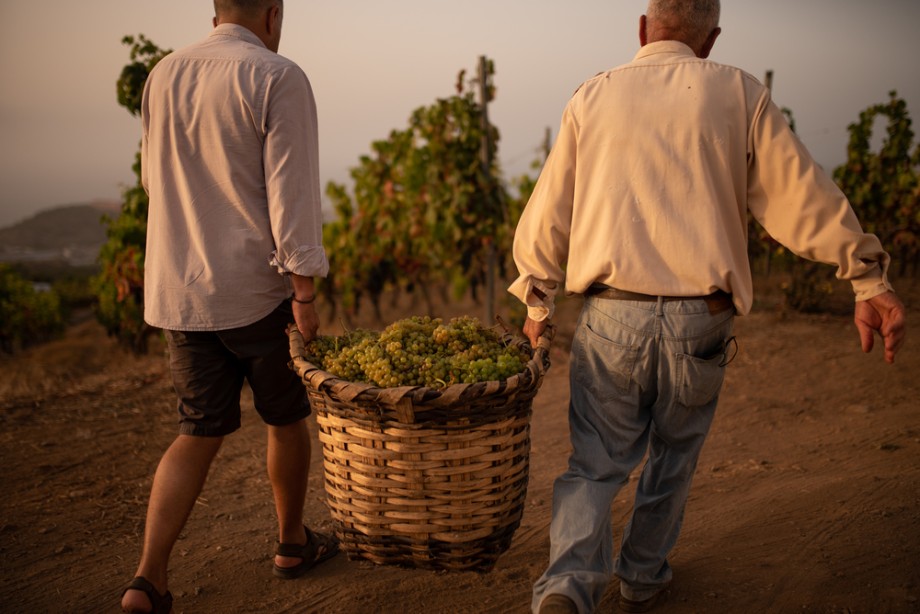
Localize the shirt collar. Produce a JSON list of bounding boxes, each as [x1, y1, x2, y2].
[[633, 40, 697, 62], [209, 23, 267, 49]]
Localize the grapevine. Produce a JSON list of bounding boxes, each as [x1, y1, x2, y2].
[[321, 62, 512, 321], [305, 315, 529, 388], [833, 90, 919, 276], [94, 35, 172, 352]]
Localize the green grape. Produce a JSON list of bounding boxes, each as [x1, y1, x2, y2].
[[310, 315, 530, 388]]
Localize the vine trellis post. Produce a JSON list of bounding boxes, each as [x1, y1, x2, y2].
[[478, 55, 497, 325]]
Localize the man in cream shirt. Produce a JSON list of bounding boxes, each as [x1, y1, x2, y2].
[[511, 1, 906, 612]]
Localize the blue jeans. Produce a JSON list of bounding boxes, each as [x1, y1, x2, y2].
[[532, 295, 735, 613]]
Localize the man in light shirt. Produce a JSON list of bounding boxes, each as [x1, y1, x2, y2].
[[511, 1, 906, 612], [121, 1, 337, 612]]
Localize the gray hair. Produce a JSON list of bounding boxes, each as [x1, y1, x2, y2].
[[646, 0, 720, 49]]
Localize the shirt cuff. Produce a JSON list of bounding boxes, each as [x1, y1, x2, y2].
[[850, 253, 894, 301], [527, 304, 553, 322], [853, 279, 895, 302], [509, 277, 557, 322], [269, 246, 329, 278]]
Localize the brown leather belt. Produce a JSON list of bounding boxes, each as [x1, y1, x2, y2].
[[584, 285, 734, 315]]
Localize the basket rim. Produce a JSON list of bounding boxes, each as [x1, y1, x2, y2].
[[287, 321, 553, 413]]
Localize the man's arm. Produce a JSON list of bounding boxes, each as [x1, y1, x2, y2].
[[264, 64, 328, 342], [290, 273, 320, 342], [508, 102, 579, 336]]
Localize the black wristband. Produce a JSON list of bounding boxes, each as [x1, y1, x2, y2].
[[291, 294, 316, 305]]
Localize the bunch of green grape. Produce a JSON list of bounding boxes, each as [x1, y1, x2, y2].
[[304, 315, 529, 388]]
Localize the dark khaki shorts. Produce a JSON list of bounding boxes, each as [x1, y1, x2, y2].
[[164, 301, 309, 437]]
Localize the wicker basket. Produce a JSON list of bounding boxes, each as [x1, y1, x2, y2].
[[287, 323, 552, 572]]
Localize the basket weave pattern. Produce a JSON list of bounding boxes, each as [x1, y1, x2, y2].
[[288, 326, 550, 571]]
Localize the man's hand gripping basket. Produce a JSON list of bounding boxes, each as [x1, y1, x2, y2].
[[287, 323, 552, 572]]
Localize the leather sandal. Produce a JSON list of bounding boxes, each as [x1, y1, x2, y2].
[[122, 576, 173, 614], [272, 526, 340, 579]]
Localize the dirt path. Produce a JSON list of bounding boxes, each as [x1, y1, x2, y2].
[[1, 280, 918, 613]]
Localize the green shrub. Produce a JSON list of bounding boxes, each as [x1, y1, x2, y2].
[[0, 264, 65, 353]]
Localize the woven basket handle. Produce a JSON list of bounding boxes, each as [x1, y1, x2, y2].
[[500, 313, 553, 373], [531, 323, 555, 376]]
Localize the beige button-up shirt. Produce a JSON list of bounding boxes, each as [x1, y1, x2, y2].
[[141, 24, 328, 331], [509, 41, 892, 320]]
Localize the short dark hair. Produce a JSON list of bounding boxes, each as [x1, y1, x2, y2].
[[213, 0, 281, 19]]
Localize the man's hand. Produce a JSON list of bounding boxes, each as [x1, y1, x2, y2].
[[523, 316, 550, 349], [292, 302, 320, 343], [854, 291, 906, 364]]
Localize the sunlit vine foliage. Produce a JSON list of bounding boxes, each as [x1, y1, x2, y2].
[[93, 35, 171, 352], [321, 62, 514, 323], [834, 91, 920, 277]]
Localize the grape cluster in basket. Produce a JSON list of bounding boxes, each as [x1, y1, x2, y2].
[[305, 315, 529, 388]]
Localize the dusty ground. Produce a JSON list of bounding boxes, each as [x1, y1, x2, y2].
[[1, 276, 918, 614]]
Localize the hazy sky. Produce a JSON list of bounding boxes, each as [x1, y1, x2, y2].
[[1, 1, 918, 228]]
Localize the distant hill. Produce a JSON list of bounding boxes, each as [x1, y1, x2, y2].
[[0, 202, 120, 266]]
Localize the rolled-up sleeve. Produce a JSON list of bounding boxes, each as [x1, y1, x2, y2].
[[263, 65, 329, 278]]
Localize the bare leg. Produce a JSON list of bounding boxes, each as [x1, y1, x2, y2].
[[267, 419, 311, 568], [122, 434, 224, 613]]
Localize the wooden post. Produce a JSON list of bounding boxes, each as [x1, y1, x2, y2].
[[478, 55, 496, 325], [478, 56, 492, 178]]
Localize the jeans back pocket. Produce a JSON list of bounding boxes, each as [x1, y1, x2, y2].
[[675, 350, 727, 409], [574, 322, 640, 400]]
